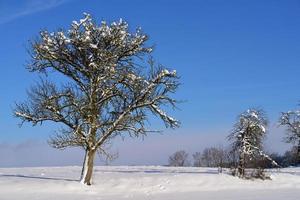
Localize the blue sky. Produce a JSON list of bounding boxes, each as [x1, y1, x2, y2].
[[0, 0, 300, 167]]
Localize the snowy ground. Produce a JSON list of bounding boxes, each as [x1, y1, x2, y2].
[[0, 166, 300, 200]]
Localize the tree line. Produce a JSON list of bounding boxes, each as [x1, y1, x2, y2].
[[169, 108, 300, 179], [169, 147, 298, 168]]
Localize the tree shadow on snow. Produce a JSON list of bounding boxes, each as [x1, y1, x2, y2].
[[0, 174, 79, 182], [95, 169, 219, 174]]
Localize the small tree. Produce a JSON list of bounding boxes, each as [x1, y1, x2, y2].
[[168, 150, 189, 167], [228, 109, 277, 178], [279, 110, 300, 165], [14, 13, 180, 185]]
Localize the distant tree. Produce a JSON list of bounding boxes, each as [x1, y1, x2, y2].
[[201, 147, 216, 167], [226, 146, 239, 168], [192, 152, 202, 167], [168, 150, 189, 167], [267, 153, 284, 168], [267, 148, 298, 168], [282, 146, 298, 166], [200, 146, 227, 171], [214, 146, 227, 172], [228, 109, 277, 178], [279, 110, 300, 165], [201, 148, 213, 167], [14, 13, 180, 185]]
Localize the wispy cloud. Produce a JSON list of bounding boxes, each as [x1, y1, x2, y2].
[[0, 0, 69, 25]]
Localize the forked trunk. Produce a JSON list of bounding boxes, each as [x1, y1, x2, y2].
[[80, 149, 96, 185]]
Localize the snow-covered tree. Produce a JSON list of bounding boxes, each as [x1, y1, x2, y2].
[[14, 13, 180, 185], [228, 109, 277, 178], [279, 110, 300, 165], [168, 150, 189, 167]]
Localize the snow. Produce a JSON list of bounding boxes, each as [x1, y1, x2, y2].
[[251, 112, 258, 119], [161, 69, 177, 76], [1, 166, 300, 200], [90, 44, 98, 49], [260, 125, 266, 133]]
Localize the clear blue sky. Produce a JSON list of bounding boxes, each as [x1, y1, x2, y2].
[[0, 0, 300, 167]]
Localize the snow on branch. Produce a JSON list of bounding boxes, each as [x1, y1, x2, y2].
[[16, 13, 181, 156], [151, 104, 179, 128]]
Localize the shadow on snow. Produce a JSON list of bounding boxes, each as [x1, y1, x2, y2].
[[94, 169, 219, 174], [0, 174, 79, 182]]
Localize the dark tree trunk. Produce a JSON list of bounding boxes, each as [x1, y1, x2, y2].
[[238, 153, 245, 178], [80, 148, 96, 185], [297, 141, 300, 166]]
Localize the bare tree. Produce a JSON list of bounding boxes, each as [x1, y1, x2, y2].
[[213, 146, 226, 172], [192, 152, 202, 167], [201, 148, 214, 167], [168, 150, 189, 167], [279, 110, 300, 165], [14, 13, 180, 185], [228, 108, 277, 178], [200, 147, 226, 170], [227, 146, 239, 168]]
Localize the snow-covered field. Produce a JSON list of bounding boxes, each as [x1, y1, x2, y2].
[[0, 166, 300, 200]]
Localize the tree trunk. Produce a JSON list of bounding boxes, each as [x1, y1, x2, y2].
[[80, 148, 96, 185], [238, 153, 245, 178], [297, 141, 300, 166]]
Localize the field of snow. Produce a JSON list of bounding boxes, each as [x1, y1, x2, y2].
[[0, 166, 300, 200]]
